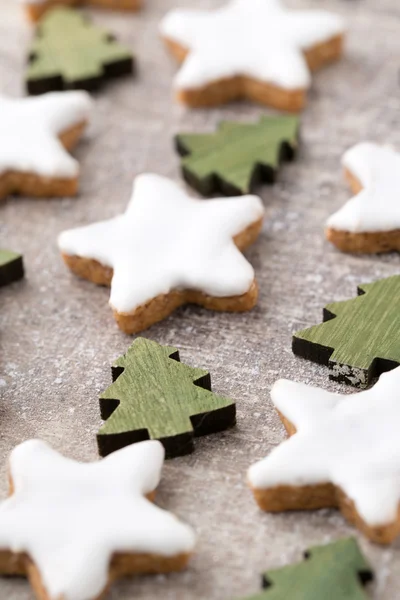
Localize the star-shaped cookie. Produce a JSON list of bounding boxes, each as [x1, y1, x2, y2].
[[58, 173, 264, 334], [20, 0, 142, 22], [248, 367, 400, 544], [160, 0, 345, 111], [326, 142, 400, 253], [0, 439, 195, 600], [0, 91, 92, 200]]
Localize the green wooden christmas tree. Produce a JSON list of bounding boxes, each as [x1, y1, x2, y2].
[[240, 538, 373, 600], [175, 115, 299, 196], [0, 250, 24, 288], [26, 7, 134, 95], [97, 338, 236, 458], [293, 275, 400, 388]]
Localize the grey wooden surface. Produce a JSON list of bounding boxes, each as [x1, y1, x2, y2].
[[0, 0, 399, 598]]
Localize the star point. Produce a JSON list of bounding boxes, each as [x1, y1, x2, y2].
[[161, 0, 345, 111], [326, 143, 400, 252]]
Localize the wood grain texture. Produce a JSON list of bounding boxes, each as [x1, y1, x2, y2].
[[175, 116, 299, 196], [98, 337, 236, 458], [293, 275, 400, 388], [1, 0, 400, 598], [0, 250, 24, 288], [26, 7, 134, 94], [240, 538, 373, 599]]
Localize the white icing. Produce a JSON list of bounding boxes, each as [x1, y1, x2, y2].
[[0, 91, 92, 178], [327, 142, 400, 234], [58, 173, 264, 314], [248, 367, 400, 527], [160, 0, 345, 91], [0, 439, 195, 600]]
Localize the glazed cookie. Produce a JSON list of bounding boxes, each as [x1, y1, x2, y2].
[[58, 173, 264, 334], [326, 143, 400, 253], [293, 275, 400, 388], [160, 0, 345, 111], [0, 91, 92, 199], [0, 439, 195, 600], [20, 0, 142, 22], [248, 367, 400, 544]]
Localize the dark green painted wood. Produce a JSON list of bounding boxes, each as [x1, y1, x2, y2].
[[239, 538, 373, 600], [293, 275, 400, 388], [0, 250, 24, 288], [175, 116, 299, 196], [97, 337, 236, 458], [26, 7, 134, 95]]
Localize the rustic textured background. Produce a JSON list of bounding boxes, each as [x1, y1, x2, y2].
[[0, 0, 399, 598]]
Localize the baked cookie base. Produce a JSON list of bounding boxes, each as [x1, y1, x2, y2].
[[0, 122, 86, 200], [0, 479, 191, 600], [326, 168, 400, 253], [24, 0, 142, 22], [61, 217, 263, 334], [0, 551, 190, 600], [163, 35, 344, 111], [250, 413, 399, 545]]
